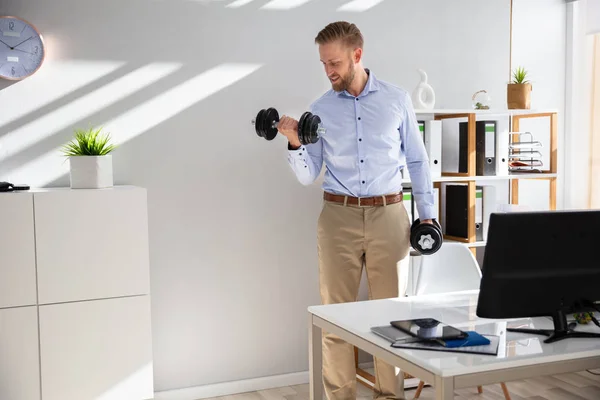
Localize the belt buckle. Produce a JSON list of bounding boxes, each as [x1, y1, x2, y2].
[[357, 196, 370, 207]]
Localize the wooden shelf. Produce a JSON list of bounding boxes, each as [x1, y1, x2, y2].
[[403, 173, 557, 184], [446, 239, 487, 248], [414, 108, 559, 116], [409, 239, 486, 256]]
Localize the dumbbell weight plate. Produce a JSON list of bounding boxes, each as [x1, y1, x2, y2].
[[306, 114, 322, 144], [410, 218, 443, 255], [298, 112, 309, 145], [254, 109, 266, 139], [263, 107, 279, 141]]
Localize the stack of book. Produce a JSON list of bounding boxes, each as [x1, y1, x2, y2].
[[508, 131, 543, 172]]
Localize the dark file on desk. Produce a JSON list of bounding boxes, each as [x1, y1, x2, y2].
[[438, 331, 490, 347], [391, 333, 500, 356]]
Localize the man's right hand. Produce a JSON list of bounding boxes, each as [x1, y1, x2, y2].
[[278, 115, 301, 149]]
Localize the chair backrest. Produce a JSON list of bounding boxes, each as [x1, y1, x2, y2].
[[407, 242, 482, 296]]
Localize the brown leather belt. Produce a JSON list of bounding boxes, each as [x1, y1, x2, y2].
[[323, 191, 403, 207]]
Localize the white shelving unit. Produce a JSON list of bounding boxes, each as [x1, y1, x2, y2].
[[411, 108, 559, 249], [0, 186, 154, 400]]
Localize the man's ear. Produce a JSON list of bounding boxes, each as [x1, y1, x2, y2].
[[353, 47, 362, 64]]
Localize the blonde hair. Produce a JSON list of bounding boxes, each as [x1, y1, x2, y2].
[[315, 21, 364, 50]]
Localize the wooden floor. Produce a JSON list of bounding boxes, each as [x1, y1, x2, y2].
[[200, 370, 600, 400]]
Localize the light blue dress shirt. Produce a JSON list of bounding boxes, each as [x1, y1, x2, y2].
[[287, 69, 436, 220]]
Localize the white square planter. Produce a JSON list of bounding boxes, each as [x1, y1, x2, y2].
[[69, 155, 113, 189]]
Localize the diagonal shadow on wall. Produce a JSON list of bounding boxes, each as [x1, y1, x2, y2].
[[13, 61, 263, 188], [0, 62, 199, 177], [42, 67, 268, 189], [0, 62, 147, 138]]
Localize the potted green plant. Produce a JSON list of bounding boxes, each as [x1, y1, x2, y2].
[[61, 126, 116, 189], [507, 66, 532, 109]]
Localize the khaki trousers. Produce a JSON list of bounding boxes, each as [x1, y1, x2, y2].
[[317, 196, 411, 400]]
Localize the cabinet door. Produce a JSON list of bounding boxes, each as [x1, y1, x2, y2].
[[33, 187, 150, 304], [39, 295, 154, 400], [0, 306, 40, 400], [0, 193, 37, 308]]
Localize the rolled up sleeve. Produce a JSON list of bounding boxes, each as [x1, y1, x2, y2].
[[399, 93, 437, 220]]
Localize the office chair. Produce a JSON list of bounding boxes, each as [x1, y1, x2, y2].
[[403, 242, 511, 400]]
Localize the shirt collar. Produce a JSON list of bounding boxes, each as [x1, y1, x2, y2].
[[337, 68, 380, 98]]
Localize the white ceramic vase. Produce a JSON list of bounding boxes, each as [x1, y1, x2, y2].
[[69, 155, 113, 189], [412, 69, 436, 110]]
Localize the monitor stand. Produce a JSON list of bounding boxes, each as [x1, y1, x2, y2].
[[507, 309, 600, 344]]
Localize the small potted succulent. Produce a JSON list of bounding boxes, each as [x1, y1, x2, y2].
[[61, 126, 116, 189], [507, 66, 532, 109]]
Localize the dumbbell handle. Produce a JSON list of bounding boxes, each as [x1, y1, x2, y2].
[[251, 119, 278, 129], [251, 119, 327, 136]]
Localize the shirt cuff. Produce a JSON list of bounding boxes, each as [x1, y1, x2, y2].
[[288, 143, 307, 159], [416, 203, 437, 221]]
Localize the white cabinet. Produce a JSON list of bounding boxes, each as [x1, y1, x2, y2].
[[39, 296, 153, 400], [0, 193, 37, 308], [33, 187, 150, 304], [0, 306, 40, 400], [0, 186, 153, 400]]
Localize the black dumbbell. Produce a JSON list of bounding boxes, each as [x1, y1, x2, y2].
[[410, 218, 443, 255], [251, 107, 326, 144]]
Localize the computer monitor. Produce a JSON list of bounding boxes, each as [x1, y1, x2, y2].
[[476, 209, 600, 343]]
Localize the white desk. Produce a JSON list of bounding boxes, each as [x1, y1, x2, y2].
[[307, 290, 600, 400]]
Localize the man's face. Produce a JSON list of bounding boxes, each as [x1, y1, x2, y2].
[[319, 40, 359, 92]]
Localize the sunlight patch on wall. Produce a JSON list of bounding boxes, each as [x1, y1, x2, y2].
[[97, 363, 154, 400], [337, 0, 386, 12], [261, 0, 315, 10], [184, 0, 229, 3], [6, 63, 262, 187], [0, 60, 125, 129], [0, 62, 182, 163], [226, 0, 258, 8]]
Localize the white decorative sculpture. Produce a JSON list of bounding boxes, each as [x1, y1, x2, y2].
[[412, 69, 436, 110]]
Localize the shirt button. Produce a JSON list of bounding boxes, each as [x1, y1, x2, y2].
[[359, 138, 362, 141], [356, 98, 359, 101], [361, 160, 364, 163], [362, 180, 365, 184], [358, 117, 361, 120]]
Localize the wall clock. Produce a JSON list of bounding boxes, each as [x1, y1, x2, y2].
[[0, 16, 45, 81]]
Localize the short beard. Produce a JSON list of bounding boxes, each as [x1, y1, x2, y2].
[[332, 59, 355, 92]]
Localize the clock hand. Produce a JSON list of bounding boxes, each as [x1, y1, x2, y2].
[[11, 48, 34, 55], [0, 39, 12, 49], [13, 36, 33, 49]]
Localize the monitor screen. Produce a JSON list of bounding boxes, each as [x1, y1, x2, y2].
[[476, 209, 600, 343]]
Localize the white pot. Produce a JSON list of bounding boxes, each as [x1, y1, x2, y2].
[[69, 155, 113, 189]]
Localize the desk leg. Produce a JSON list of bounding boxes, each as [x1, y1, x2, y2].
[[434, 376, 454, 400], [309, 314, 323, 400]]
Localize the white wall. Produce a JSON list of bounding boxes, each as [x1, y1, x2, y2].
[[564, 0, 596, 210], [509, 0, 567, 211], [0, 0, 567, 396]]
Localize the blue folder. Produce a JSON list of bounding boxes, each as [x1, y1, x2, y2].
[[440, 331, 491, 348]]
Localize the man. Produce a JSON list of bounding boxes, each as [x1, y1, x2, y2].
[[278, 21, 436, 400]]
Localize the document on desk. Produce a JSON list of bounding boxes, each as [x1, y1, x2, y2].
[[391, 334, 500, 356], [371, 325, 418, 343]]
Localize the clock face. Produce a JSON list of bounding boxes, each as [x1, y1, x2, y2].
[[0, 16, 45, 81]]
